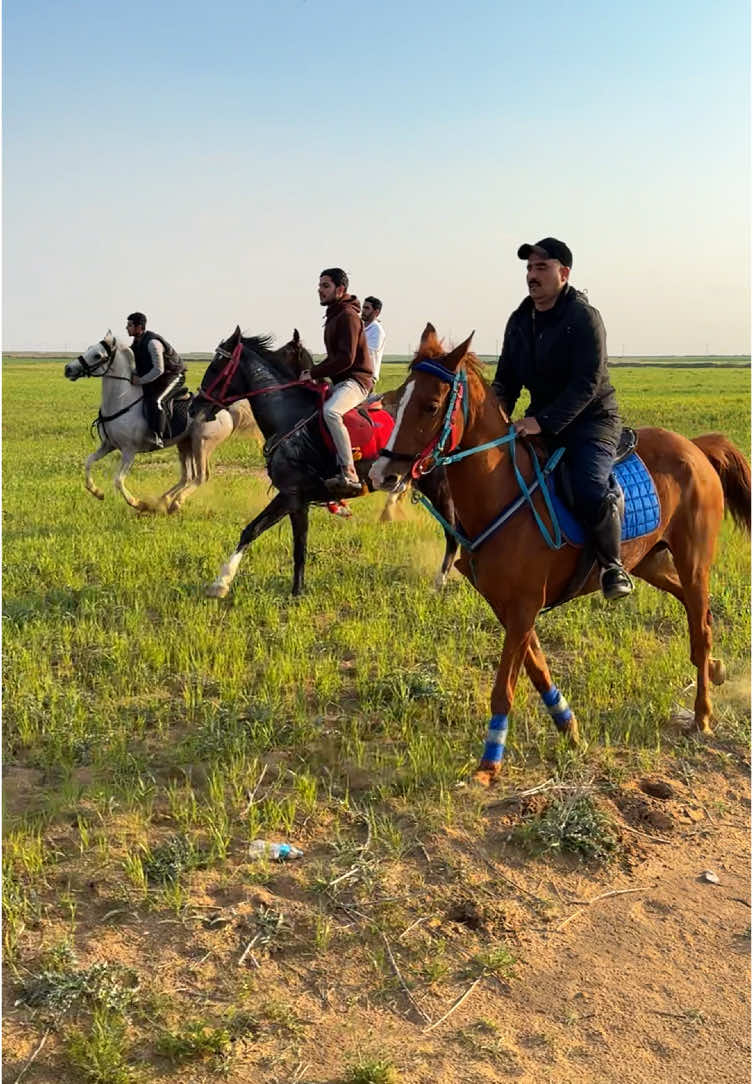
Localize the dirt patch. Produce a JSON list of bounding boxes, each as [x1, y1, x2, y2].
[[3, 759, 749, 1083]]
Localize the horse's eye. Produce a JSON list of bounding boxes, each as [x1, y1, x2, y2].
[[423, 402, 440, 415]]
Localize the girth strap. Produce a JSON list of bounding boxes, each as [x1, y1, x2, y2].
[[98, 395, 144, 424]]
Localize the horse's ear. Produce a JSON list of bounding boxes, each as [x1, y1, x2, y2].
[[293, 328, 300, 344], [420, 322, 437, 344], [231, 324, 242, 343], [443, 331, 475, 371]]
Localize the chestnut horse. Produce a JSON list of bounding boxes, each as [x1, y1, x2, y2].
[[370, 324, 751, 785]]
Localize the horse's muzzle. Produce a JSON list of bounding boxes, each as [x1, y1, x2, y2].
[[64, 363, 81, 381], [369, 456, 404, 492]]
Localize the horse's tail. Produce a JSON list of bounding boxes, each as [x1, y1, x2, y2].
[[692, 433, 751, 533]]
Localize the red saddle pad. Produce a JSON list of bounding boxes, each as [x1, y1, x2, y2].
[[320, 400, 395, 461]]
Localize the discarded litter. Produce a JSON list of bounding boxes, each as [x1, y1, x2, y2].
[[248, 840, 304, 862], [700, 870, 720, 885]]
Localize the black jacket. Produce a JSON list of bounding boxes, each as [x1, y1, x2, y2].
[[491, 285, 620, 445], [132, 331, 185, 378]]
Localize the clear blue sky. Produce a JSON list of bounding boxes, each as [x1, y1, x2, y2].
[[3, 0, 750, 354]]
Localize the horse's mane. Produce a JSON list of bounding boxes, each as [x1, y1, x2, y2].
[[240, 332, 299, 380], [241, 333, 276, 356]]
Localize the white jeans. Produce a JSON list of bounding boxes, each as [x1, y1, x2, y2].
[[322, 378, 367, 475]]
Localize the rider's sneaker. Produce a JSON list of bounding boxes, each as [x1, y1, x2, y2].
[[326, 500, 353, 517], [600, 565, 634, 601], [325, 472, 363, 497]]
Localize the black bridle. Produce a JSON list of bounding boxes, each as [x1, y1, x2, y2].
[[76, 338, 121, 378]]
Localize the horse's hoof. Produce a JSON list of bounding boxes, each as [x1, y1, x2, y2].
[[433, 572, 448, 591], [709, 658, 727, 686], [87, 488, 105, 501], [561, 718, 580, 747], [206, 582, 229, 599], [471, 760, 503, 787]]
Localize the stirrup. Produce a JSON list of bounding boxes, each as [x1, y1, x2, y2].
[[600, 565, 633, 601], [325, 472, 362, 497]]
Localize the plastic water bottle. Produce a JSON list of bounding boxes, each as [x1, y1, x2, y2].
[[248, 840, 304, 862]]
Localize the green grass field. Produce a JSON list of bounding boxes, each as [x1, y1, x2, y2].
[[2, 357, 750, 1081]]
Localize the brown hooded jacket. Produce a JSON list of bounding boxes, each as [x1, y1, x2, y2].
[[311, 295, 374, 393]]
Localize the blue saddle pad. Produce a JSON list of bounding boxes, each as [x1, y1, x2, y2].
[[548, 452, 660, 546]]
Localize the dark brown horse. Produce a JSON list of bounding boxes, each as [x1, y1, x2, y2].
[[370, 324, 751, 785]]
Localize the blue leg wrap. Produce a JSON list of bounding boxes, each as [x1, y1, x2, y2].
[[483, 713, 508, 763], [541, 684, 573, 730]]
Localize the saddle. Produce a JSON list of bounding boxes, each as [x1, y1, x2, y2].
[[161, 386, 193, 442], [536, 429, 661, 610], [554, 427, 637, 512], [318, 396, 395, 463]]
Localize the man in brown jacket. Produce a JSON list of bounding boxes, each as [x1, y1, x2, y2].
[[306, 267, 375, 496]]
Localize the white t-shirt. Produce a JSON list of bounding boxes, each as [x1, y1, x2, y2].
[[364, 319, 386, 382]]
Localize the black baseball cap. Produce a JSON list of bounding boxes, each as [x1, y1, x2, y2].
[[517, 238, 573, 268]]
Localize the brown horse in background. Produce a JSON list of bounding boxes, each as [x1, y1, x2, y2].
[[370, 324, 751, 785]]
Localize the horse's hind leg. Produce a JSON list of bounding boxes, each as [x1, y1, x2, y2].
[[634, 543, 726, 687], [661, 529, 719, 733], [289, 503, 309, 596], [165, 436, 198, 514], [85, 441, 114, 500], [523, 630, 580, 746], [207, 492, 291, 598]]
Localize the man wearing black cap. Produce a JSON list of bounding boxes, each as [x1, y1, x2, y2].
[[126, 313, 186, 449], [491, 239, 633, 600]]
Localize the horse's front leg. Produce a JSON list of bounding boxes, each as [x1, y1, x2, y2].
[[523, 629, 580, 747], [289, 503, 309, 596], [207, 492, 292, 598], [473, 611, 538, 787], [113, 449, 147, 512], [84, 441, 114, 500]]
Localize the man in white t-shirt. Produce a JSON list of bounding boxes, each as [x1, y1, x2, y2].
[[362, 296, 386, 383]]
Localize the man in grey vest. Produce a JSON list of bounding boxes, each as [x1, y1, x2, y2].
[[126, 312, 186, 448]]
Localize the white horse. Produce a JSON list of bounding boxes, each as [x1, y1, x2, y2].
[[64, 331, 259, 512]]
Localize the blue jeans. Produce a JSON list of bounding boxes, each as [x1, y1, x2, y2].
[[565, 437, 617, 522]]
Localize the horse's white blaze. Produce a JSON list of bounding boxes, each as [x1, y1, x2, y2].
[[369, 379, 415, 489]]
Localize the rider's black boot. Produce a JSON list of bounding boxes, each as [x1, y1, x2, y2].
[[592, 493, 633, 601]]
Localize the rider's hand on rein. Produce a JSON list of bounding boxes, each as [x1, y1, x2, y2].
[[513, 416, 542, 437]]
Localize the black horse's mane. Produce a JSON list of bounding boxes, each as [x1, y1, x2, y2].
[[241, 333, 275, 355], [237, 333, 298, 379]]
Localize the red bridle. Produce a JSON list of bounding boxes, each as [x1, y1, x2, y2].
[[199, 341, 321, 409]]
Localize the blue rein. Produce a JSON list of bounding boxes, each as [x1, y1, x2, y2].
[[410, 359, 565, 551]]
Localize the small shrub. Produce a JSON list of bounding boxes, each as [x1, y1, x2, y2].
[[22, 957, 139, 1018], [142, 833, 203, 883], [157, 1019, 231, 1063], [512, 791, 620, 863], [65, 1008, 135, 1084], [343, 1057, 400, 1084]]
